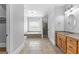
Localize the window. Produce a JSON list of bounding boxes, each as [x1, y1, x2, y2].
[[28, 17, 42, 32]]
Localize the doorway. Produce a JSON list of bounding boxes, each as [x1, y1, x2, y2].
[[0, 4, 6, 54]]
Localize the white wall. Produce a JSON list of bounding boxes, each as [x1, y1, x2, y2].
[[48, 7, 55, 45], [48, 6, 65, 45], [55, 6, 65, 31], [8, 4, 24, 53], [24, 16, 28, 34], [24, 8, 28, 34]]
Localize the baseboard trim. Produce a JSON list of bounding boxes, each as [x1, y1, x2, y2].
[[12, 41, 25, 54], [48, 38, 55, 46]]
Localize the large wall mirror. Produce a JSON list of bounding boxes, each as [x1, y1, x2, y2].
[[65, 14, 77, 30]]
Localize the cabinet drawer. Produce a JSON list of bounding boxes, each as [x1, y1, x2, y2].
[[56, 34, 62, 48], [67, 36, 77, 47], [67, 43, 77, 54], [67, 49, 74, 54], [61, 35, 66, 39], [78, 41, 79, 54], [58, 38, 62, 48]]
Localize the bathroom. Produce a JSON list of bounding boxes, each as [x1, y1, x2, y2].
[[23, 4, 79, 54]]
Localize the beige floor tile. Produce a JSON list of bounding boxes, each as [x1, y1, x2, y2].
[[20, 37, 63, 54]]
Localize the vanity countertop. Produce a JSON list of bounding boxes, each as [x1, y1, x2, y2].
[[56, 31, 71, 36], [56, 31, 79, 40], [67, 34, 79, 40]]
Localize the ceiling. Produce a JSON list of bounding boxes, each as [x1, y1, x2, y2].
[[24, 4, 65, 17]]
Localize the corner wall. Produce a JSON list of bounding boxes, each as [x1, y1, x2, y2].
[[48, 7, 56, 45], [48, 6, 65, 45]]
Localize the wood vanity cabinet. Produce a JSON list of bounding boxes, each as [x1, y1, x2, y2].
[[56, 32, 67, 53], [67, 36, 78, 54], [56, 32, 78, 54]]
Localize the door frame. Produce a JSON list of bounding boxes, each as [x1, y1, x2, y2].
[[6, 4, 13, 54], [6, 4, 10, 54]]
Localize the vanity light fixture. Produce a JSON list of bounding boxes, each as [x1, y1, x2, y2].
[[65, 5, 78, 15]]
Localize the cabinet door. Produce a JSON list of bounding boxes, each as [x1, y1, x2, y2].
[[67, 43, 77, 54], [61, 35, 67, 53], [56, 34, 62, 48], [67, 37, 77, 47], [67, 37, 77, 54], [67, 48, 73, 54], [78, 41, 79, 54]]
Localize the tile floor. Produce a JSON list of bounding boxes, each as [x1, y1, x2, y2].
[[20, 37, 63, 54]]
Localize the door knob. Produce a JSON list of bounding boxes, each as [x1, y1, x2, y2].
[[6, 34, 8, 37]]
